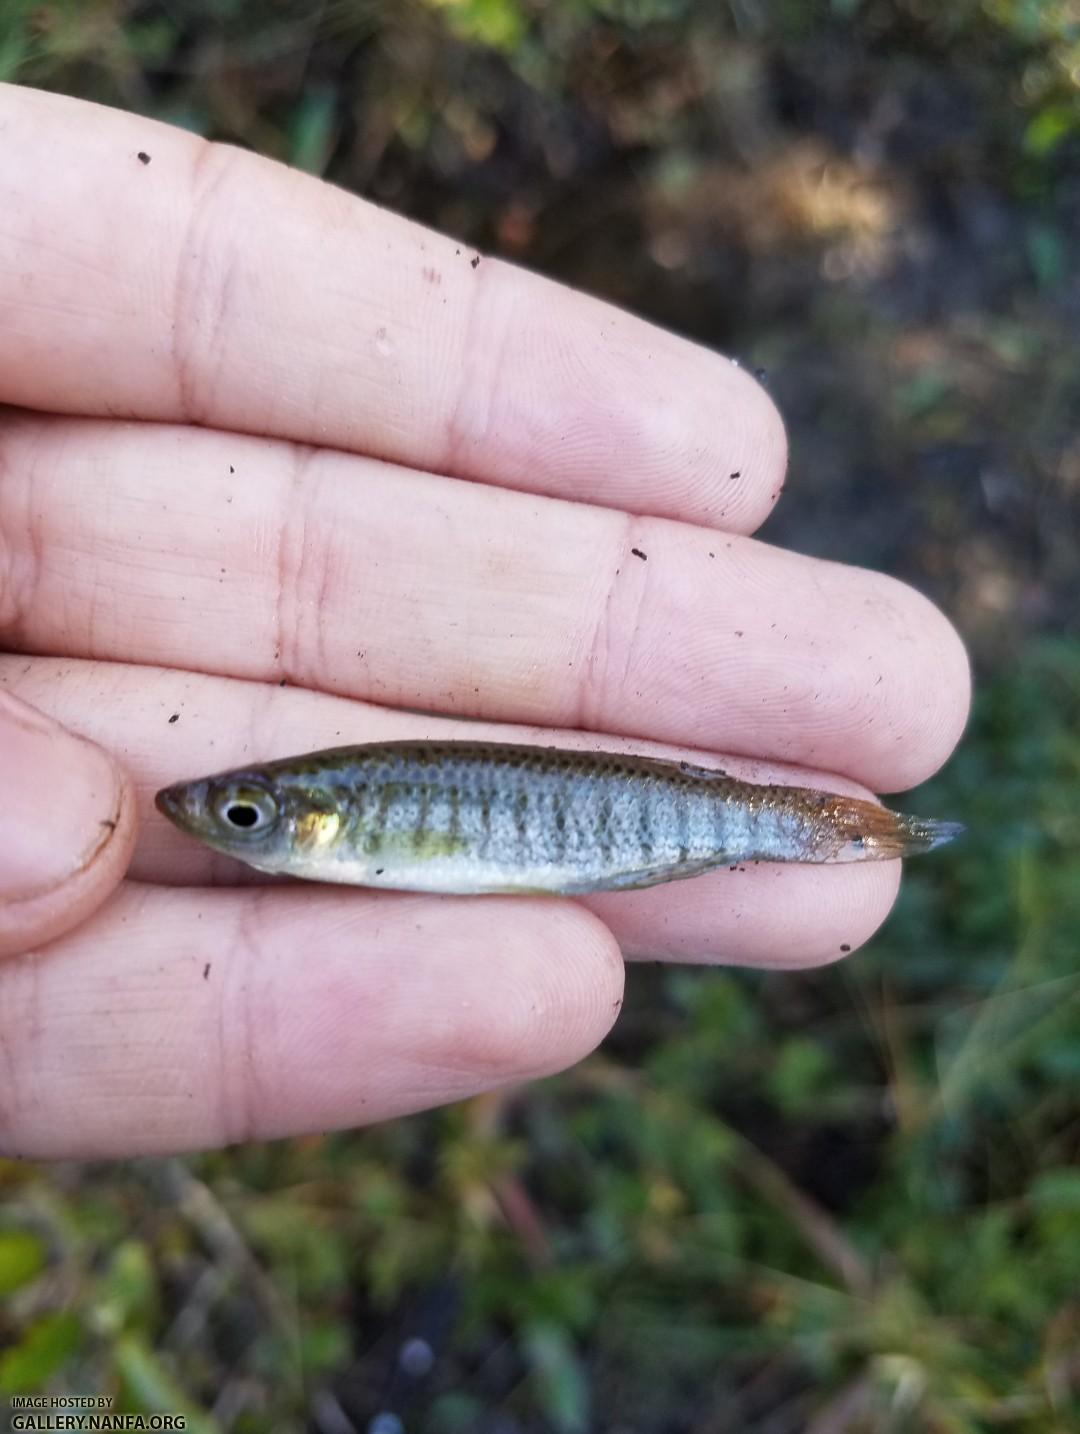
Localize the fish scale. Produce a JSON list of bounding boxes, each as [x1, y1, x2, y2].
[[155, 740, 964, 894]]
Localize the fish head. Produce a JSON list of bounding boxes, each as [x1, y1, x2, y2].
[[156, 767, 298, 871]]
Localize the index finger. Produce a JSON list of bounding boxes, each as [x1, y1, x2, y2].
[[0, 83, 785, 531]]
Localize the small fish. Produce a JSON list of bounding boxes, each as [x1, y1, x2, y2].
[[154, 741, 962, 895]]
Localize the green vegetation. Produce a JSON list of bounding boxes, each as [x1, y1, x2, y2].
[[2, 2, 1079, 1428]]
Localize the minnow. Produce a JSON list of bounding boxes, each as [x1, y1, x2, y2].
[[154, 741, 962, 895]]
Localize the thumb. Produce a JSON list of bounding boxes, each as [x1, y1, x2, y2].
[[0, 689, 136, 958]]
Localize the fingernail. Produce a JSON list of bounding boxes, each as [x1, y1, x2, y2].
[[0, 695, 122, 901]]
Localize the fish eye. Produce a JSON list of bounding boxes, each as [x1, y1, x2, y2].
[[210, 781, 280, 837], [225, 803, 260, 829]]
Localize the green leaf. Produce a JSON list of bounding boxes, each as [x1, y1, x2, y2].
[[289, 89, 339, 176], [0, 21, 28, 83], [424, 0, 527, 52], [112, 1336, 217, 1434], [1023, 104, 1077, 157], [525, 1321, 589, 1434], [1029, 1168, 1080, 1212], [0, 1229, 46, 1296], [0, 1312, 80, 1393], [95, 1240, 159, 1335], [768, 1037, 834, 1115]]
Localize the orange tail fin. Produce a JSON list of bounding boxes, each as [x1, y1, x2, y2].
[[824, 794, 964, 861]]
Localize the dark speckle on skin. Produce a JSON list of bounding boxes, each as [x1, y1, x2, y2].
[[840, 943, 851, 953], [729, 470, 741, 479], [375, 868, 384, 876], [631, 548, 647, 561], [203, 963, 211, 980], [168, 713, 179, 724], [470, 254, 481, 269], [279, 678, 287, 687], [137, 151, 151, 164]]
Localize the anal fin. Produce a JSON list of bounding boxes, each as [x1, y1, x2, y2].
[[559, 854, 730, 895]]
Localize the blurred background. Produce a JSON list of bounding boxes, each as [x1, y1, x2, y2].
[[1, 2, 1079, 1430]]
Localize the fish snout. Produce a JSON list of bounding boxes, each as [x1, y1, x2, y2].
[[154, 781, 202, 833]]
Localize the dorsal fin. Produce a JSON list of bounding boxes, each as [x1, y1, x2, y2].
[[678, 759, 730, 780]]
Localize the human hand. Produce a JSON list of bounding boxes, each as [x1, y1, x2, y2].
[[0, 85, 969, 1159]]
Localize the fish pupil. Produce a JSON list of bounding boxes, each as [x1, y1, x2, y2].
[[226, 803, 260, 829]]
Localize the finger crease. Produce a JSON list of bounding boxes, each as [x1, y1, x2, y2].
[[273, 444, 323, 686], [0, 421, 45, 645], [218, 892, 268, 1147], [576, 514, 652, 732], [441, 254, 511, 478], [171, 140, 242, 427], [0, 952, 41, 1159]]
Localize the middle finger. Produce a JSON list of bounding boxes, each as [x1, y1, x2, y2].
[[0, 412, 968, 791]]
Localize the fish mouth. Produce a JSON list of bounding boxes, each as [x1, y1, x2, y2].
[[155, 783, 199, 835]]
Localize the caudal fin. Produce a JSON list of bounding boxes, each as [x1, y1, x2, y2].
[[822, 796, 965, 861], [890, 814, 965, 856]]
